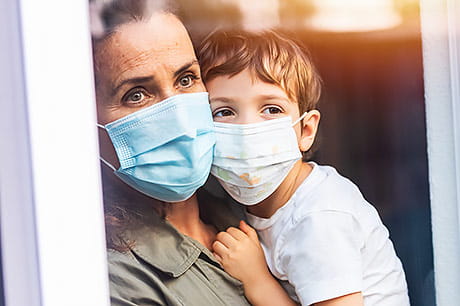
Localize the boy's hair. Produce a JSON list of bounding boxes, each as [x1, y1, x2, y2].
[[197, 29, 322, 115]]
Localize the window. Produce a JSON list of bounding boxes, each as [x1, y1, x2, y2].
[[0, 1, 458, 305]]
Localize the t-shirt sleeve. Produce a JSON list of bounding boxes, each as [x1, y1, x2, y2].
[[108, 251, 167, 306], [280, 211, 363, 306]]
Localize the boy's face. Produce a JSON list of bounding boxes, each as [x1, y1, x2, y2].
[[207, 69, 304, 139]]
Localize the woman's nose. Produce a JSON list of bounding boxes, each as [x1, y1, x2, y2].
[[157, 88, 177, 101]]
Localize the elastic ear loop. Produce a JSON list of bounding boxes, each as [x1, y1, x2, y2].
[[291, 112, 308, 126], [99, 156, 116, 171], [97, 123, 117, 171]]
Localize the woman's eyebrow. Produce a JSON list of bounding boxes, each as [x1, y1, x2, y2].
[[112, 76, 154, 97], [173, 60, 199, 78]]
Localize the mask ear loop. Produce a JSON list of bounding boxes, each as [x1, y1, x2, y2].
[[96, 123, 117, 172], [291, 111, 309, 126], [99, 157, 116, 171]]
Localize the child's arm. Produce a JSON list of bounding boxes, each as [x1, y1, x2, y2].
[[313, 292, 364, 306], [212, 220, 298, 306]]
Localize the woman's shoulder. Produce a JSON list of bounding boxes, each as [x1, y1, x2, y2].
[[107, 248, 138, 269], [107, 249, 171, 306], [107, 245, 251, 306]]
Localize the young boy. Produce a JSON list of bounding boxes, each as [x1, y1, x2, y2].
[[198, 30, 410, 306]]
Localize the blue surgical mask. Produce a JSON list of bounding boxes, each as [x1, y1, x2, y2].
[[97, 92, 215, 203]]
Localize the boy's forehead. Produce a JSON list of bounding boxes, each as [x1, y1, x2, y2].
[[208, 69, 296, 102]]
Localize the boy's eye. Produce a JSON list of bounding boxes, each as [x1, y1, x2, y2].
[[262, 106, 283, 114], [178, 74, 198, 88], [213, 108, 235, 117]]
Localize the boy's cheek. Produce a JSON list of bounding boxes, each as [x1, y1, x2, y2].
[[213, 117, 233, 123]]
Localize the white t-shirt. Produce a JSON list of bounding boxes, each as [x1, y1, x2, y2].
[[246, 163, 410, 306]]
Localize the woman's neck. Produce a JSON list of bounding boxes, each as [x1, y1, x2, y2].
[[164, 194, 217, 249], [247, 160, 312, 219]]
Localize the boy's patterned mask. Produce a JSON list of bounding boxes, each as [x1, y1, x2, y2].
[[211, 114, 305, 205]]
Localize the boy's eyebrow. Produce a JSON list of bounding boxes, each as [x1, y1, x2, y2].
[[209, 97, 235, 103], [258, 94, 292, 103]]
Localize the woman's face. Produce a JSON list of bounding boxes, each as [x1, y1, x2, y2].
[[95, 13, 205, 167]]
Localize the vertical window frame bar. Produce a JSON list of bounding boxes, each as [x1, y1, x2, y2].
[[420, 0, 460, 304], [0, 0, 111, 305], [0, 0, 42, 305]]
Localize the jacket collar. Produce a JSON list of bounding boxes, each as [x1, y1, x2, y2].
[[122, 192, 241, 278]]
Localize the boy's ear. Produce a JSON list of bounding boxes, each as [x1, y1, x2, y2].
[[299, 110, 320, 152]]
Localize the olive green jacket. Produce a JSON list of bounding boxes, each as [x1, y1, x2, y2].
[[108, 196, 251, 306]]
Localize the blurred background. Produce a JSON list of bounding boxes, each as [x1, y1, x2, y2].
[[176, 0, 433, 305]]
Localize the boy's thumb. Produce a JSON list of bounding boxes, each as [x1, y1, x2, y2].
[[239, 220, 258, 241]]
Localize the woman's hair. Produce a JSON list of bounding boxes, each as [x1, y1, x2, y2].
[[100, 165, 170, 252], [90, 0, 176, 252], [198, 29, 322, 115], [90, 0, 178, 41]]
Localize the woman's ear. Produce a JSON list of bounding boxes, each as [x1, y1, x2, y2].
[[299, 110, 321, 152]]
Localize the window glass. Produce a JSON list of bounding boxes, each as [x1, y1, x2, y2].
[[93, 1, 433, 305], [179, 1, 433, 305]]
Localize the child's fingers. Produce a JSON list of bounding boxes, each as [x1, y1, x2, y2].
[[212, 252, 223, 263], [226, 226, 247, 241], [212, 240, 228, 257], [216, 231, 238, 248], [239, 220, 259, 242]]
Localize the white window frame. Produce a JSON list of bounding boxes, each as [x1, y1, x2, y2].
[[421, 0, 460, 305], [2, 1, 460, 305], [0, 0, 110, 305], [0, 0, 42, 305]]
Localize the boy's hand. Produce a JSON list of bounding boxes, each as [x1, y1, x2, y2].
[[213, 221, 298, 306], [212, 220, 271, 285]]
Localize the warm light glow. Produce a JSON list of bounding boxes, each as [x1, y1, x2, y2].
[[310, 0, 402, 32], [234, 0, 280, 31]]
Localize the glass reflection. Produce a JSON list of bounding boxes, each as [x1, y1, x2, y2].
[[98, 0, 431, 304]]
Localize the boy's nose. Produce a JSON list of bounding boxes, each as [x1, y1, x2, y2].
[[237, 112, 265, 124]]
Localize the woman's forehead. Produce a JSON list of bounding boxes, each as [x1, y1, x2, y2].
[[119, 14, 189, 45], [95, 13, 196, 81], [110, 14, 193, 56]]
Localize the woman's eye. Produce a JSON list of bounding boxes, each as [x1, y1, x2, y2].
[[122, 89, 149, 106], [130, 91, 144, 102], [213, 109, 235, 117], [178, 74, 197, 88], [263, 106, 283, 114]]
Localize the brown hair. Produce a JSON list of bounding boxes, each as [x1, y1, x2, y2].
[[90, 0, 178, 41], [198, 29, 322, 115]]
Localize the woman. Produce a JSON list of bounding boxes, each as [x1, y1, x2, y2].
[[91, 1, 250, 305]]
